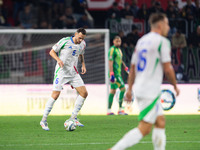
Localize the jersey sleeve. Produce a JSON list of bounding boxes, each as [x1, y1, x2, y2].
[[108, 47, 115, 61], [80, 40, 86, 55], [52, 38, 66, 53], [160, 38, 171, 63]]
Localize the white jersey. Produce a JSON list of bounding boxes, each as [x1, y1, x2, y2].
[[52, 36, 86, 77], [131, 32, 171, 99]]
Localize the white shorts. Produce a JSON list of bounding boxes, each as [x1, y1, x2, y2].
[[137, 95, 163, 124], [53, 73, 85, 91]]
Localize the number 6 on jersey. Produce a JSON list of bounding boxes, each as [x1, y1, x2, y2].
[[137, 49, 147, 72]]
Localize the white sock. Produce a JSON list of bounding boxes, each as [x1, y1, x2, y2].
[[71, 95, 85, 119], [107, 109, 112, 113], [152, 128, 166, 150], [111, 128, 143, 150], [41, 97, 55, 121]]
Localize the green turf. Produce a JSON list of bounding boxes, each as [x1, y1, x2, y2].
[[0, 115, 200, 150]]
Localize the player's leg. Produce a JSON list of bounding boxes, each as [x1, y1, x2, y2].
[[72, 86, 88, 118], [40, 91, 60, 131], [152, 102, 166, 150], [110, 95, 160, 150], [66, 74, 87, 126], [115, 76, 127, 115], [107, 85, 116, 115], [111, 120, 152, 150], [41, 91, 60, 121], [40, 73, 64, 130]]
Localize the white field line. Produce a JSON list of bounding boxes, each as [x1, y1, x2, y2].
[[0, 141, 200, 147]]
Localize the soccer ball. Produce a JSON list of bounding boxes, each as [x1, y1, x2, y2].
[[64, 120, 76, 131]]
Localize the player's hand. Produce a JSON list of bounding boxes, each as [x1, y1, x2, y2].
[[125, 67, 129, 74], [110, 72, 115, 83], [57, 60, 64, 68], [125, 90, 132, 103], [174, 86, 180, 96], [81, 65, 86, 74]]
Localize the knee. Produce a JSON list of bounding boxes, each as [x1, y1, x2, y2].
[[155, 116, 166, 128], [138, 121, 152, 136], [120, 87, 126, 92], [81, 90, 88, 98], [138, 126, 151, 136], [110, 89, 116, 94], [51, 92, 60, 100], [145, 127, 152, 135]]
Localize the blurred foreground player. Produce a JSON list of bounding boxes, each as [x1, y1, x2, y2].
[[40, 28, 88, 131], [107, 36, 129, 115], [110, 13, 180, 150]]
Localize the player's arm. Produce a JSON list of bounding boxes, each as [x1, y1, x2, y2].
[[108, 47, 115, 82], [163, 62, 180, 96], [109, 60, 114, 72], [79, 54, 86, 74], [126, 64, 135, 103], [109, 60, 115, 82], [49, 49, 64, 68], [122, 61, 129, 74]]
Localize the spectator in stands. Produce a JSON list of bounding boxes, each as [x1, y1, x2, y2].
[[37, 1, 52, 29], [54, 7, 76, 29], [107, 2, 121, 19], [172, 29, 187, 49], [72, 0, 86, 15], [51, 2, 60, 28], [127, 25, 140, 48], [64, 7, 76, 28], [118, 30, 128, 49], [188, 25, 200, 48], [13, 0, 25, 25], [121, 2, 134, 20], [182, 0, 196, 21], [166, 1, 180, 40], [38, 20, 52, 29], [72, 0, 94, 28], [18, 3, 37, 29], [130, 0, 139, 18], [137, 4, 148, 20], [148, 1, 164, 16], [173, 0, 181, 18], [76, 13, 91, 28], [171, 29, 187, 64], [166, 2, 178, 19], [0, 5, 7, 26], [195, 0, 200, 18]]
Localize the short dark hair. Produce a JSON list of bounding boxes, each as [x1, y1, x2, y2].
[[148, 13, 167, 26], [77, 28, 86, 35]]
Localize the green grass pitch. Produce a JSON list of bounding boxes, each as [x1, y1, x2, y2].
[[0, 115, 200, 150]]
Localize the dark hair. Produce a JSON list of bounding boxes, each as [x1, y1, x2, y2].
[[148, 13, 167, 26], [77, 28, 86, 35]]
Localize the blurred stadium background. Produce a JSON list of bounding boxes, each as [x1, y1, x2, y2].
[[0, 0, 200, 113], [0, 0, 199, 112], [0, 0, 200, 84]]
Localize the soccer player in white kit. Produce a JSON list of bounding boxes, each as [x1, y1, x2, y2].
[[110, 13, 180, 150], [40, 28, 88, 131]]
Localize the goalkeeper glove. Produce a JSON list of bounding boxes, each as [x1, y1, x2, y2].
[[125, 67, 129, 74], [110, 72, 115, 83]]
